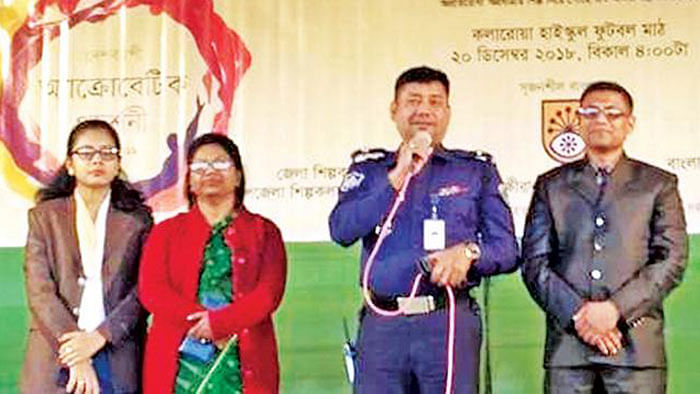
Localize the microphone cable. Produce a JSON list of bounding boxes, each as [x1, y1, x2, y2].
[[360, 169, 457, 394]]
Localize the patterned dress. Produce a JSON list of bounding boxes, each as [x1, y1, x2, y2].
[[174, 216, 243, 394]]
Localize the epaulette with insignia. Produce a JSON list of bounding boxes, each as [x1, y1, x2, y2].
[[449, 149, 493, 163], [351, 148, 389, 164]]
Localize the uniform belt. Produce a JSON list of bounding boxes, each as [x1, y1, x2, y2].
[[367, 289, 470, 315]]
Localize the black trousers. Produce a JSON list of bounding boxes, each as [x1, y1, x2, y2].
[[545, 366, 666, 394]]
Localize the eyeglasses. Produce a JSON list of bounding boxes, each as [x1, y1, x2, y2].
[[189, 160, 234, 173], [71, 147, 120, 161], [576, 106, 628, 121]]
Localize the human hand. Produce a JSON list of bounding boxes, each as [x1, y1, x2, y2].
[[574, 301, 620, 333], [573, 301, 622, 356], [66, 360, 100, 394], [187, 311, 214, 340], [426, 243, 475, 287], [592, 328, 623, 356], [388, 132, 433, 189], [59, 331, 106, 367]]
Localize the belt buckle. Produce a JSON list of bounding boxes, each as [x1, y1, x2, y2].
[[397, 295, 435, 315]]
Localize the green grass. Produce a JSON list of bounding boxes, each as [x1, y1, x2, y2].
[[1, 236, 698, 393]]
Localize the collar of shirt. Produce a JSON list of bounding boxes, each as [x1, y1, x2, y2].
[[386, 144, 454, 168], [586, 152, 626, 176]]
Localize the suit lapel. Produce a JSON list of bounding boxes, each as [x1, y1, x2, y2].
[[566, 160, 599, 206], [102, 207, 132, 296], [601, 155, 636, 207], [63, 197, 85, 279]]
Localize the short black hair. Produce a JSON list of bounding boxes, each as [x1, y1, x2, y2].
[[394, 66, 450, 99], [185, 133, 246, 208], [580, 81, 634, 112]]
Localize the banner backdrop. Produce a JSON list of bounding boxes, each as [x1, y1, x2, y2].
[[1, 0, 699, 245]]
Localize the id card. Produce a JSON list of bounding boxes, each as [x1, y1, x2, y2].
[[423, 219, 445, 251]]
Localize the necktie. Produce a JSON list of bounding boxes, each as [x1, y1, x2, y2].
[[595, 166, 611, 204]]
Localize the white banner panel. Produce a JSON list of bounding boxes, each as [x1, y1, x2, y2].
[[1, 0, 698, 245]]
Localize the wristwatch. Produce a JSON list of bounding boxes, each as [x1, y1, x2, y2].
[[463, 241, 481, 261]]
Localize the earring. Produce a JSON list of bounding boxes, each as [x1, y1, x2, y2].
[[67, 168, 74, 176]]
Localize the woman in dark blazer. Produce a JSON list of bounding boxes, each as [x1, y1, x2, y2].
[[22, 120, 152, 394]]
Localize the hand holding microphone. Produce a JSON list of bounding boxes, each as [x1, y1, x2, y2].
[[407, 131, 433, 173], [389, 131, 433, 190]]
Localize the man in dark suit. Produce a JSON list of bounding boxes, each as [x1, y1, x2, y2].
[[521, 81, 688, 393]]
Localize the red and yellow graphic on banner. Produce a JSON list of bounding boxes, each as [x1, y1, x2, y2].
[[0, 0, 250, 210]]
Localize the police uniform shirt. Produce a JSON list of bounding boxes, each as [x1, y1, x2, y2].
[[329, 146, 518, 297]]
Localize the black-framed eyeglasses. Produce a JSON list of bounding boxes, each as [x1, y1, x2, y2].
[[576, 106, 628, 121], [189, 160, 234, 173], [71, 147, 120, 161]]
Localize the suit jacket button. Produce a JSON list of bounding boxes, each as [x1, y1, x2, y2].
[[590, 269, 602, 280], [595, 216, 605, 228]]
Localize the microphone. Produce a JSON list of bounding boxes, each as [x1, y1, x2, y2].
[[410, 131, 432, 158], [409, 131, 433, 173]]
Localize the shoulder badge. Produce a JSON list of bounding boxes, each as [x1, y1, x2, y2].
[[471, 150, 493, 162], [339, 171, 365, 192], [450, 149, 493, 163], [351, 148, 389, 164]]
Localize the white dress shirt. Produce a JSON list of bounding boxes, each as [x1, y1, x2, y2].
[[74, 189, 110, 331]]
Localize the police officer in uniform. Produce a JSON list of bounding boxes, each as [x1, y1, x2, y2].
[[521, 81, 688, 393], [329, 66, 518, 394]]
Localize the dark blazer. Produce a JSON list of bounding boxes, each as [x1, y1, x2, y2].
[[21, 196, 152, 393], [521, 155, 687, 368]]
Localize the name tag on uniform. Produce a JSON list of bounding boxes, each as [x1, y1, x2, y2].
[[423, 219, 445, 251]]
